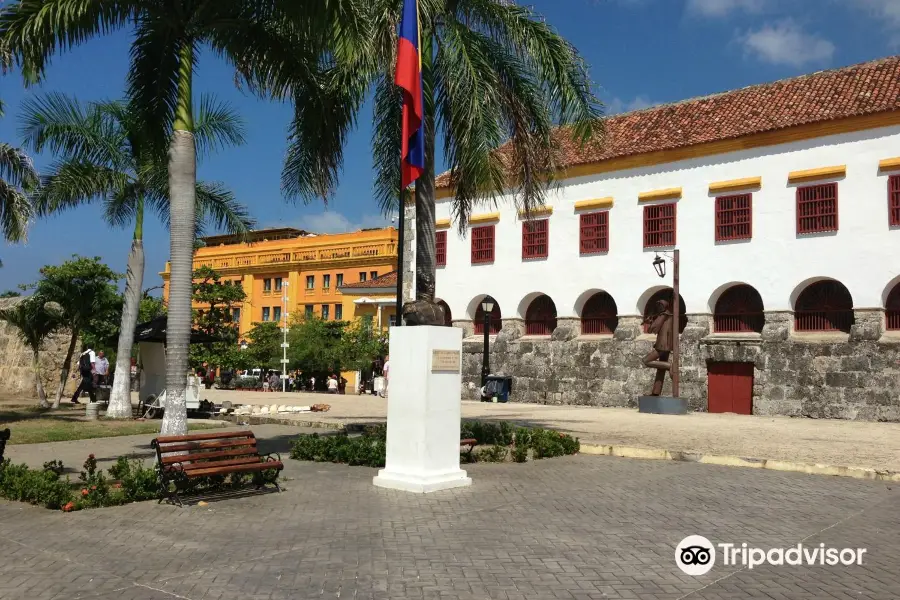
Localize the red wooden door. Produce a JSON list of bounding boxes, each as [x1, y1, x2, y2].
[[707, 362, 754, 415]]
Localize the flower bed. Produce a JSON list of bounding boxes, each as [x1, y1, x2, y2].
[[289, 421, 580, 467]]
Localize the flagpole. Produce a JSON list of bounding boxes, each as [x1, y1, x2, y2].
[[395, 187, 405, 327]]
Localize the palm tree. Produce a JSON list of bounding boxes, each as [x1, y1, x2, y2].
[[0, 294, 63, 407], [0, 0, 369, 434], [281, 0, 603, 309], [0, 96, 37, 245], [20, 92, 254, 418]]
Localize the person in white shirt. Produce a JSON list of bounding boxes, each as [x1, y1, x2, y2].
[[381, 356, 390, 398], [94, 351, 110, 385], [71, 345, 96, 403], [327, 375, 339, 394]]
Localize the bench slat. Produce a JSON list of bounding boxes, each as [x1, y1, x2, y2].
[[168, 456, 266, 472], [160, 447, 260, 465], [182, 461, 283, 478], [154, 430, 256, 444], [157, 439, 257, 454]]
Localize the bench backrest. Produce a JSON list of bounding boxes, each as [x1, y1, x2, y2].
[[151, 430, 260, 468]]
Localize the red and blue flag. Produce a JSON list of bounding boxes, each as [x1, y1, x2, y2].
[[396, 0, 425, 188]]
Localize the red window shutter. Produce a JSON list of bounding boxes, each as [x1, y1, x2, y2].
[[643, 204, 676, 248], [579, 212, 609, 254], [890, 175, 900, 227], [474, 302, 502, 335], [436, 231, 447, 267], [525, 295, 557, 335], [581, 292, 618, 334], [522, 219, 549, 259], [471, 225, 494, 264], [796, 183, 838, 234], [715, 194, 752, 241], [713, 284, 764, 333]]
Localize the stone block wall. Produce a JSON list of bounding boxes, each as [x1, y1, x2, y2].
[[0, 297, 77, 400], [458, 309, 900, 421]]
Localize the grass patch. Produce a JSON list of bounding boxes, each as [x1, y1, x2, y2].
[[0, 403, 222, 445]]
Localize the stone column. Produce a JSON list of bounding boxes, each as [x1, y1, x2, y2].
[[551, 317, 580, 341], [452, 319, 475, 338], [498, 318, 525, 342], [850, 308, 883, 342], [613, 316, 642, 341], [762, 311, 792, 342]]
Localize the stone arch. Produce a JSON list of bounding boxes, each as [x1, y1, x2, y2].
[[641, 287, 687, 334], [524, 295, 558, 336], [516, 291, 548, 320], [707, 280, 767, 313], [713, 284, 765, 333], [580, 291, 619, 335], [466, 293, 495, 320], [793, 279, 854, 333], [881, 274, 900, 308], [886, 281, 900, 331], [789, 276, 840, 310]]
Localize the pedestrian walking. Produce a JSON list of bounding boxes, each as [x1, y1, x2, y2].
[[94, 351, 110, 385], [381, 355, 390, 398], [327, 374, 339, 394], [71, 345, 96, 404]]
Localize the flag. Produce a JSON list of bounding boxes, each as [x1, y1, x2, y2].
[[396, 0, 425, 188]]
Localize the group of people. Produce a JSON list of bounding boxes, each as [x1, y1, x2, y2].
[[71, 345, 110, 404]]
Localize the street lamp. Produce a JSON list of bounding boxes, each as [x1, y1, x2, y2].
[[480, 298, 495, 388], [281, 282, 290, 392], [651, 250, 680, 397]]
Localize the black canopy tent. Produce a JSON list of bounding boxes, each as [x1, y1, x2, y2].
[[134, 315, 221, 345]]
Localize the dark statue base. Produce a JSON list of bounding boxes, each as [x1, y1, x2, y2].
[[638, 396, 688, 415], [402, 300, 447, 327]]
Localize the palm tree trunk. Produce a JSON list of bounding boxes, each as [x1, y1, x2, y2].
[[33, 349, 49, 409], [415, 30, 437, 304], [52, 328, 79, 409], [161, 42, 196, 436], [107, 204, 144, 419]]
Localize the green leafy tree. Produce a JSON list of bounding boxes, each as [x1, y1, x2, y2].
[[138, 293, 166, 324], [0, 290, 21, 298], [287, 317, 346, 375], [25, 255, 120, 408], [20, 93, 252, 419], [0, 0, 372, 435], [0, 294, 62, 407], [190, 266, 246, 372], [245, 322, 283, 372], [341, 319, 387, 374], [279, 0, 602, 307], [0, 95, 37, 245]]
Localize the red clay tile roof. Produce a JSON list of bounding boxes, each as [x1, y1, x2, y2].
[[436, 56, 900, 188], [340, 271, 398, 290]]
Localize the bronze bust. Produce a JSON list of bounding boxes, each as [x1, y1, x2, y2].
[[642, 299, 675, 396]]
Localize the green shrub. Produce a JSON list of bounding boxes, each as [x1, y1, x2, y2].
[[475, 445, 508, 463], [109, 456, 158, 502], [42, 460, 65, 476], [78, 454, 116, 508], [461, 421, 514, 446], [529, 429, 580, 460], [290, 431, 386, 467], [0, 459, 73, 509], [511, 444, 529, 463]]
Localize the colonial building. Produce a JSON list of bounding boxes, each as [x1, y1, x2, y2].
[[431, 56, 900, 421], [162, 227, 398, 336]]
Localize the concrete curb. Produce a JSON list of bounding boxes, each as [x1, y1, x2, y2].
[[217, 414, 900, 482], [578, 443, 900, 482]]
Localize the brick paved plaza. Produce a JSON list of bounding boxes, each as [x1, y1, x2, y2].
[[1, 426, 898, 600]]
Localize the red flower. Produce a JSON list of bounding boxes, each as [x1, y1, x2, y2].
[[90, 485, 97, 491], [88, 454, 95, 459], [62, 502, 75, 512], [113, 483, 122, 489], [81, 489, 89, 497]]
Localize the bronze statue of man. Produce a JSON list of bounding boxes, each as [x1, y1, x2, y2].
[[642, 299, 675, 396]]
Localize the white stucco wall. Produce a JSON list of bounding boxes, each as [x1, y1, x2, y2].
[[434, 125, 900, 321]]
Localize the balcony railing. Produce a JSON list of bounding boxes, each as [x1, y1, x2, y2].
[[192, 241, 397, 271]]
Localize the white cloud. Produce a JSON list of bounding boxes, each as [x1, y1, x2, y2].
[[299, 211, 394, 234], [606, 95, 660, 115], [737, 20, 835, 68], [686, 0, 768, 18]]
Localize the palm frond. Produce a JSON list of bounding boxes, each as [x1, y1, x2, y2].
[[194, 181, 256, 237], [0, 177, 33, 242], [18, 91, 128, 167], [0, 141, 39, 190], [35, 158, 130, 217], [193, 94, 245, 160], [0, 0, 135, 81], [371, 71, 403, 217]]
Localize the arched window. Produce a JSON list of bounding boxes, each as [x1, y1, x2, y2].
[[581, 292, 618, 335], [887, 284, 900, 331], [474, 297, 502, 335], [525, 295, 557, 336], [437, 300, 452, 327], [714, 285, 764, 333], [642, 289, 687, 334], [794, 280, 854, 333]]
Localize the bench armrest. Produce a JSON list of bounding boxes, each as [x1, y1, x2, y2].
[[262, 452, 282, 464]]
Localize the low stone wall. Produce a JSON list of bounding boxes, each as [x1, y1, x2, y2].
[[457, 309, 900, 421], [0, 297, 76, 400]]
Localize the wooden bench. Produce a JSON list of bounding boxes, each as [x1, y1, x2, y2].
[[460, 438, 478, 461], [0, 429, 9, 462], [151, 430, 283, 505]]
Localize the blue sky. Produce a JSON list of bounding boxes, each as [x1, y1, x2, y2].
[[1, 0, 898, 293]]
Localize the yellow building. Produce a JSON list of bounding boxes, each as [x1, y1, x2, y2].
[[337, 271, 400, 331], [161, 227, 398, 336]]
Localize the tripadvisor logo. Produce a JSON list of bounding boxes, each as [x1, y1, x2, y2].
[[675, 536, 867, 576]]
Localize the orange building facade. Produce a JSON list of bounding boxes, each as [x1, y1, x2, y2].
[[161, 227, 399, 337]]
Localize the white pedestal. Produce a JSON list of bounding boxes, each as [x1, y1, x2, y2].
[[373, 326, 471, 493]]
